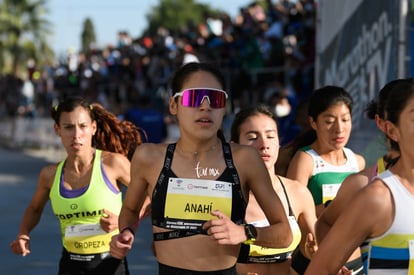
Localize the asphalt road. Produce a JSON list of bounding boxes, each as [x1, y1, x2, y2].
[[0, 147, 158, 274]]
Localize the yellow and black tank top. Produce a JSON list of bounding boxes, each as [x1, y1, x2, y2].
[[237, 176, 301, 263], [152, 142, 246, 241], [50, 149, 122, 254]]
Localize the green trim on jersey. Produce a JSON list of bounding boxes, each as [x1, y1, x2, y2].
[[308, 171, 354, 204]]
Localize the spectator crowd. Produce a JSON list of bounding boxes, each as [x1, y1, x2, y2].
[[0, 0, 316, 145]]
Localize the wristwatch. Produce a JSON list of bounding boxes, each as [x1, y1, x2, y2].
[[243, 223, 257, 245]]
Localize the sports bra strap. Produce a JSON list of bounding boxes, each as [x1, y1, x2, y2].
[[277, 175, 295, 217]]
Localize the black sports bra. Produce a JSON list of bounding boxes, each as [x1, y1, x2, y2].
[[151, 142, 246, 241]]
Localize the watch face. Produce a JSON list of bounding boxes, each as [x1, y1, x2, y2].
[[245, 224, 257, 239]]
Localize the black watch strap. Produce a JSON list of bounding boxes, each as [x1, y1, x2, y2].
[[243, 224, 257, 244]]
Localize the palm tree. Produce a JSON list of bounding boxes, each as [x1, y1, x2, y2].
[[0, 0, 53, 76]]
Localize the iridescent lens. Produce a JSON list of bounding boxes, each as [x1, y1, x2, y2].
[[176, 88, 227, 108]]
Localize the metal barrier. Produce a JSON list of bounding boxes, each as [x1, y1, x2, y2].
[[0, 117, 62, 149]]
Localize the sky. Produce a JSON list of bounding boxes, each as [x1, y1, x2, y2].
[[47, 0, 254, 56]]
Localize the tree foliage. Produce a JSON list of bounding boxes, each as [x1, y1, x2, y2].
[[0, 0, 53, 76], [145, 0, 221, 35], [81, 17, 96, 55]]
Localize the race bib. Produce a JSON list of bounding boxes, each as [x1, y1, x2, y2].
[[322, 183, 341, 204], [164, 178, 232, 231], [64, 223, 112, 254]]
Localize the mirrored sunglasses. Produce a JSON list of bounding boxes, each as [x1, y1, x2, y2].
[[173, 88, 228, 109]]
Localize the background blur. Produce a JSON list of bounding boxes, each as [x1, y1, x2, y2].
[[0, 0, 411, 274]]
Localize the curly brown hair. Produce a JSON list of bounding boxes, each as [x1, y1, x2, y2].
[[51, 96, 144, 160]]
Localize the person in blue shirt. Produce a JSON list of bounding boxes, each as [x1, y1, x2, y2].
[[124, 94, 167, 143]]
